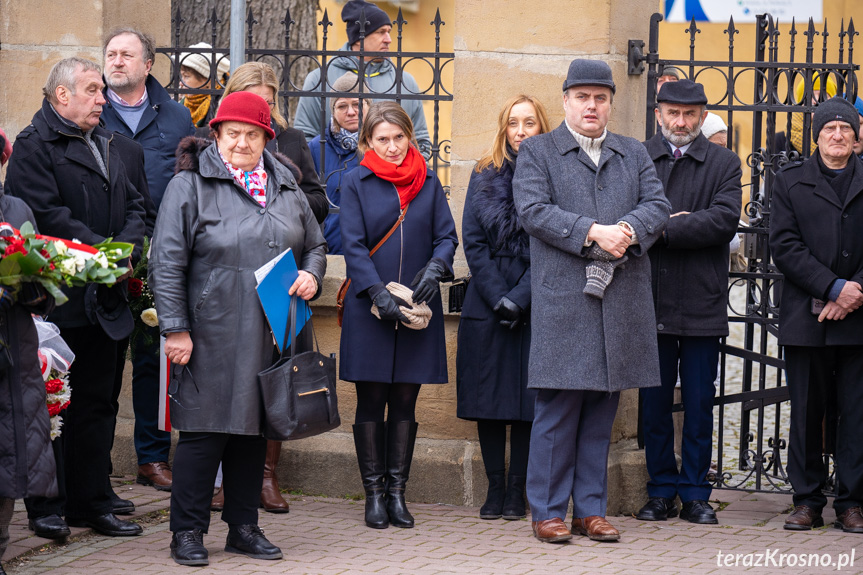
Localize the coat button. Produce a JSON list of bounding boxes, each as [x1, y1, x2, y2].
[[843, 213, 849, 219], [657, 323, 665, 331], [260, 208, 266, 214], [103, 184, 108, 191], [660, 269, 667, 275], [598, 185, 603, 191], [843, 250, 850, 257], [268, 241, 276, 248], [563, 228, 568, 234]]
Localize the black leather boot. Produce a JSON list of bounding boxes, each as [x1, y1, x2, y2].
[[386, 421, 418, 528], [501, 474, 527, 520], [353, 422, 389, 529], [479, 472, 505, 519]]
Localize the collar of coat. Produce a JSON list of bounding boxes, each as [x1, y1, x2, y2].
[[471, 159, 529, 259], [356, 162, 432, 182], [645, 131, 710, 163], [174, 136, 303, 191], [551, 122, 628, 169], [789, 150, 863, 208], [32, 98, 114, 145]]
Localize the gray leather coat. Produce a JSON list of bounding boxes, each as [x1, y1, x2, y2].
[[149, 138, 327, 435]]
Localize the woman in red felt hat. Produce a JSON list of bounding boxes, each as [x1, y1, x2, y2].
[[148, 91, 327, 567]]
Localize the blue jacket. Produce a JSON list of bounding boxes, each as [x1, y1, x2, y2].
[[339, 164, 457, 384], [100, 75, 195, 209], [309, 129, 361, 254]]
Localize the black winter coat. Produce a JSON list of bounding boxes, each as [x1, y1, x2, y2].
[[770, 154, 863, 346], [644, 134, 742, 337], [0, 184, 58, 499], [4, 99, 147, 328], [456, 161, 535, 421]]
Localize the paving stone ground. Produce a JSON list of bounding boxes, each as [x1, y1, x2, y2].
[[3, 478, 862, 574]]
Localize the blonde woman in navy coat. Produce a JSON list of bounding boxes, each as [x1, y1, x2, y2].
[[457, 95, 550, 521], [340, 102, 457, 530]]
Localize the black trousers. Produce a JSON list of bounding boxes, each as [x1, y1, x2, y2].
[[26, 325, 118, 519], [170, 431, 267, 533], [785, 345, 863, 514]]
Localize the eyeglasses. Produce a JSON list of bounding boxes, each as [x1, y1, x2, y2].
[[265, 101, 277, 110], [334, 102, 361, 113]]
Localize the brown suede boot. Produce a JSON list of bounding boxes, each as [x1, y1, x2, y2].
[[261, 439, 290, 513]]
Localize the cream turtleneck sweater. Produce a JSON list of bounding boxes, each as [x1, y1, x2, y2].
[[566, 122, 607, 166]]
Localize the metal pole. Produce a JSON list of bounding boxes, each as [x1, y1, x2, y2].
[[230, 0, 246, 73]]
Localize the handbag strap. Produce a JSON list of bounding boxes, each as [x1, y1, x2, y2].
[[279, 296, 322, 359], [370, 203, 410, 257]]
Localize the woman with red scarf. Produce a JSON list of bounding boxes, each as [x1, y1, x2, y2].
[[340, 102, 458, 530]]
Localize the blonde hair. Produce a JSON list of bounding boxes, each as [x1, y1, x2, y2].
[[358, 101, 418, 154], [475, 95, 551, 172], [221, 62, 287, 130]]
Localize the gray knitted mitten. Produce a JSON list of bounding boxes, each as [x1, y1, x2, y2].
[[583, 246, 628, 299]]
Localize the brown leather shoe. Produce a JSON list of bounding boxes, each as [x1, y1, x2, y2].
[[211, 487, 224, 511], [572, 516, 620, 541], [531, 518, 572, 543], [783, 505, 823, 531], [835, 507, 863, 533], [136, 461, 172, 491], [261, 440, 289, 513]]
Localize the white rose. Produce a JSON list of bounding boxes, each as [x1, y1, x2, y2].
[[74, 253, 87, 273], [141, 308, 159, 327], [53, 241, 68, 256], [94, 252, 109, 269], [58, 258, 77, 276]]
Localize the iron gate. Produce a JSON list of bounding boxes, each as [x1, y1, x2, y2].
[[629, 12, 858, 493], [154, 6, 454, 199]]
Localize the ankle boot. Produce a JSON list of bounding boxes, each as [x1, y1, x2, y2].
[[261, 440, 289, 513], [501, 474, 527, 520], [353, 422, 389, 529], [386, 421, 418, 528], [479, 472, 506, 519], [211, 487, 224, 511]]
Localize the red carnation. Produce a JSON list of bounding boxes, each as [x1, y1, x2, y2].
[[45, 379, 64, 394], [128, 277, 144, 298], [3, 241, 26, 257], [47, 402, 62, 417]]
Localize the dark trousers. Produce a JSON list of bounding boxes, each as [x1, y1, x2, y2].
[[131, 329, 171, 464], [170, 432, 267, 533], [26, 325, 117, 519], [526, 389, 619, 520], [476, 420, 532, 477], [641, 335, 719, 502], [785, 345, 863, 514]]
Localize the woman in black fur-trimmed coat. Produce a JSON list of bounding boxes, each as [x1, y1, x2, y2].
[[456, 95, 550, 521]]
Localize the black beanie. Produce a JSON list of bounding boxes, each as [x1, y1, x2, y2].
[[813, 96, 860, 141], [342, 0, 391, 46]]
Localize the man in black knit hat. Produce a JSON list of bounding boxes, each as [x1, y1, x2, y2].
[[770, 96, 863, 533], [294, 0, 431, 155]]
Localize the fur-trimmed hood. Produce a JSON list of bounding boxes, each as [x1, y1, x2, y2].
[[174, 136, 302, 185], [471, 158, 529, 259]]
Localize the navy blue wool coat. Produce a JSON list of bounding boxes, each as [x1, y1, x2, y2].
[[339, 164, 458, 384], [457, 160, 535, 421]]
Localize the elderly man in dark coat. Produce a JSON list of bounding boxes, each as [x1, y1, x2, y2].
[[636, 80, 742, 525], [4, 57, 146, 538], [513, 59, 670, 543], [770, 96, 863, 533]]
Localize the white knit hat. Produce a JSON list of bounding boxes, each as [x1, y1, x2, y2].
[[370, 282, 432, 330], [177, 42, 230, 82], [701, 112, 727, 140]]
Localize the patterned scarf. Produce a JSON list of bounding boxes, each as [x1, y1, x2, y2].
[[184, 93, 211, 127], [218, 148, 268, 207], [330, 118, 360, 151]]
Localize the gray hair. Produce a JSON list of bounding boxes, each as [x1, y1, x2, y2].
[[42, 57, 102, 104], [103, 27, 156, 64]]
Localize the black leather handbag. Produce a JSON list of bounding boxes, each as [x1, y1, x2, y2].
[[257, 297, 340, 441]]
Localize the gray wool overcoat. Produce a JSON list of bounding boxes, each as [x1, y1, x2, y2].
[[512, 123, 671, 392]]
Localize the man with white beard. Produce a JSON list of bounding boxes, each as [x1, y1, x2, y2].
[[636, 79, 742, 525]]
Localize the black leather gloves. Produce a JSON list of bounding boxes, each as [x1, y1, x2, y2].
[[411, 257, 450, 304], [368, 283, 410, 323], [493, 296, 524, 330]]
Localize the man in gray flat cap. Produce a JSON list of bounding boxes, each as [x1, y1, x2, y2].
[[513, 59, 670, 544], [636, 79, 742, 525]]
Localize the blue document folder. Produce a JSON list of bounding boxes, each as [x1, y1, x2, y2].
[[255, 248, 312, 353]]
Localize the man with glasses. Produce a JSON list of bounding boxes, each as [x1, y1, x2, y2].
[[100, 27, 195, 494], [770, 96, 863, 533]]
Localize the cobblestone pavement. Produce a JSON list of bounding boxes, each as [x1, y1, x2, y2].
[[3, 479, 862, 574]]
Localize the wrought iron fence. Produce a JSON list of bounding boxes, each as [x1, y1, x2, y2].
[[629, 12, 858, 493], [154, 6, 454, 209]]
